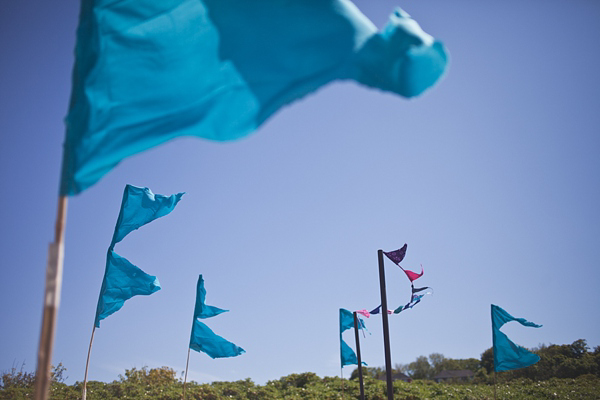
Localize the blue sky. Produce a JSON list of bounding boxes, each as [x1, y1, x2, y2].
[[1, 0, 599, 386]]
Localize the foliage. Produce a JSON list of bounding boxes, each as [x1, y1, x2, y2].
[[0, 363, 69, 400], [349, 366, 386, 380], [1, 367, 600, 399], [2, 340, 600, 399], [391, 353, 480, 380]]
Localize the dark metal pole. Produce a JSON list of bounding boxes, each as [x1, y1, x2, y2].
[[377, 249, 394, 400], [353, 312, 365, 400]]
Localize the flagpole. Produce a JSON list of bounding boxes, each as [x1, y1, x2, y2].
[[34, 195, 68, 400], [377, 249, 394, 400], [491, 304, 497, 400], [353, 312, 365, 400], [82, 325, 96, 400], [340, 366, 344, 400], [182, 348, 191, 399]]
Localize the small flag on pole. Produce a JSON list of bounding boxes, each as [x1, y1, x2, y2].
[[491, 304, 542, 372], [95, 185, 184, 327], [339, 308, 367, 367], [189, 275, 245, 359]]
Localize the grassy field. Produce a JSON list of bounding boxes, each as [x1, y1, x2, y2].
[[2, 370, 599, 399]]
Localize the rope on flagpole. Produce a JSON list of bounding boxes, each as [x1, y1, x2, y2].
[[34, 196, 68, 400]]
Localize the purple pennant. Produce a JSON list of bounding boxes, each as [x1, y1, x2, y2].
[[383, 244, 408, 265]]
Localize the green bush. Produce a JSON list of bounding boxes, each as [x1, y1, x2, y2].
[[2, 360, 600, 399]]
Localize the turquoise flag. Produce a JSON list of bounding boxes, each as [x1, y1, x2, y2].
[[491, 304, 542, 372], [339, 308, 367, 367], [95, 185, 184, 327], [61, 0, 448, 195], [189, 275, 245, 359], [193, 275, 228, 320]]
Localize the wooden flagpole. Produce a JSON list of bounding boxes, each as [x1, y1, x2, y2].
[[377, 249, 394, 400], [352, 312, 365, 400], [82, 325, 96, 400], [182, 348, 191, 399], [34, 196, 68, 400]]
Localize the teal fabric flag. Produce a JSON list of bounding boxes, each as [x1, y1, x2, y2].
[[491, 304, 542, 372], [95, 185, 184, 327], [339, 308, 367, 367], [193, 275, 228, 319], [340, 338, 359, 367], [61, 0, 448, 195], [189, 275, 245, 359], [111, 185, 184, 245]]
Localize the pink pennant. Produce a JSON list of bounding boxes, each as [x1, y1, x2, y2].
[[355, 309, 371, 318], [401, 264, 424, 282]]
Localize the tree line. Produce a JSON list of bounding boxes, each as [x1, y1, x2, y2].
[[351, 339, 600, 382]]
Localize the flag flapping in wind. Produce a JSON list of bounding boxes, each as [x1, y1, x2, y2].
[[374, 244, 432, 314], [61, 0, 448, 195], [189, 275, 245, 359], [339, 308, 367, 367], [491, 304, 542, 372], [95, 185, 184, 327]]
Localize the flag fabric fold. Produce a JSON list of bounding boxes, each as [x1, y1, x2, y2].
[[376, 244, 432, 315], [339, 308, 367, 367], [189, 319, 246, 359], [94, 185, 183, 327], [111, 185, 184, 246], [491, 304, 542, 372], [383, 244, 407, 265], [401, 265, 424, 282], [189, 275, 245, 359], [369, 305, 392, 315], [94, 251, 161, 326], [193, 275, 228, 319], [61, 0, 448, 195]]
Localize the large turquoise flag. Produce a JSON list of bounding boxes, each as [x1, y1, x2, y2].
[[61, 0, 448, 195], [189, 275, 245, 359], [95, 185, 184, 327], [491, 304, 542, 372]]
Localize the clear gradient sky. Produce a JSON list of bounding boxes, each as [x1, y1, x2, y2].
[[1, 0, 599, 386]]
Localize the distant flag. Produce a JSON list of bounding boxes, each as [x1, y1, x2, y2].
[[491, 304, 542, 372], [369, 305, 393, 315], [383, 244, 407, 265], [384, 244, 424, 282], [189, 275, 245, 359], [340, 308, 367, 367], [355, 309, 371, 318], [400, 265, 424, 282], [95, 185, 184, 327], [373, 244, 432, 315], [60, 1, 448, 195], [393, 285, 433, 314]]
